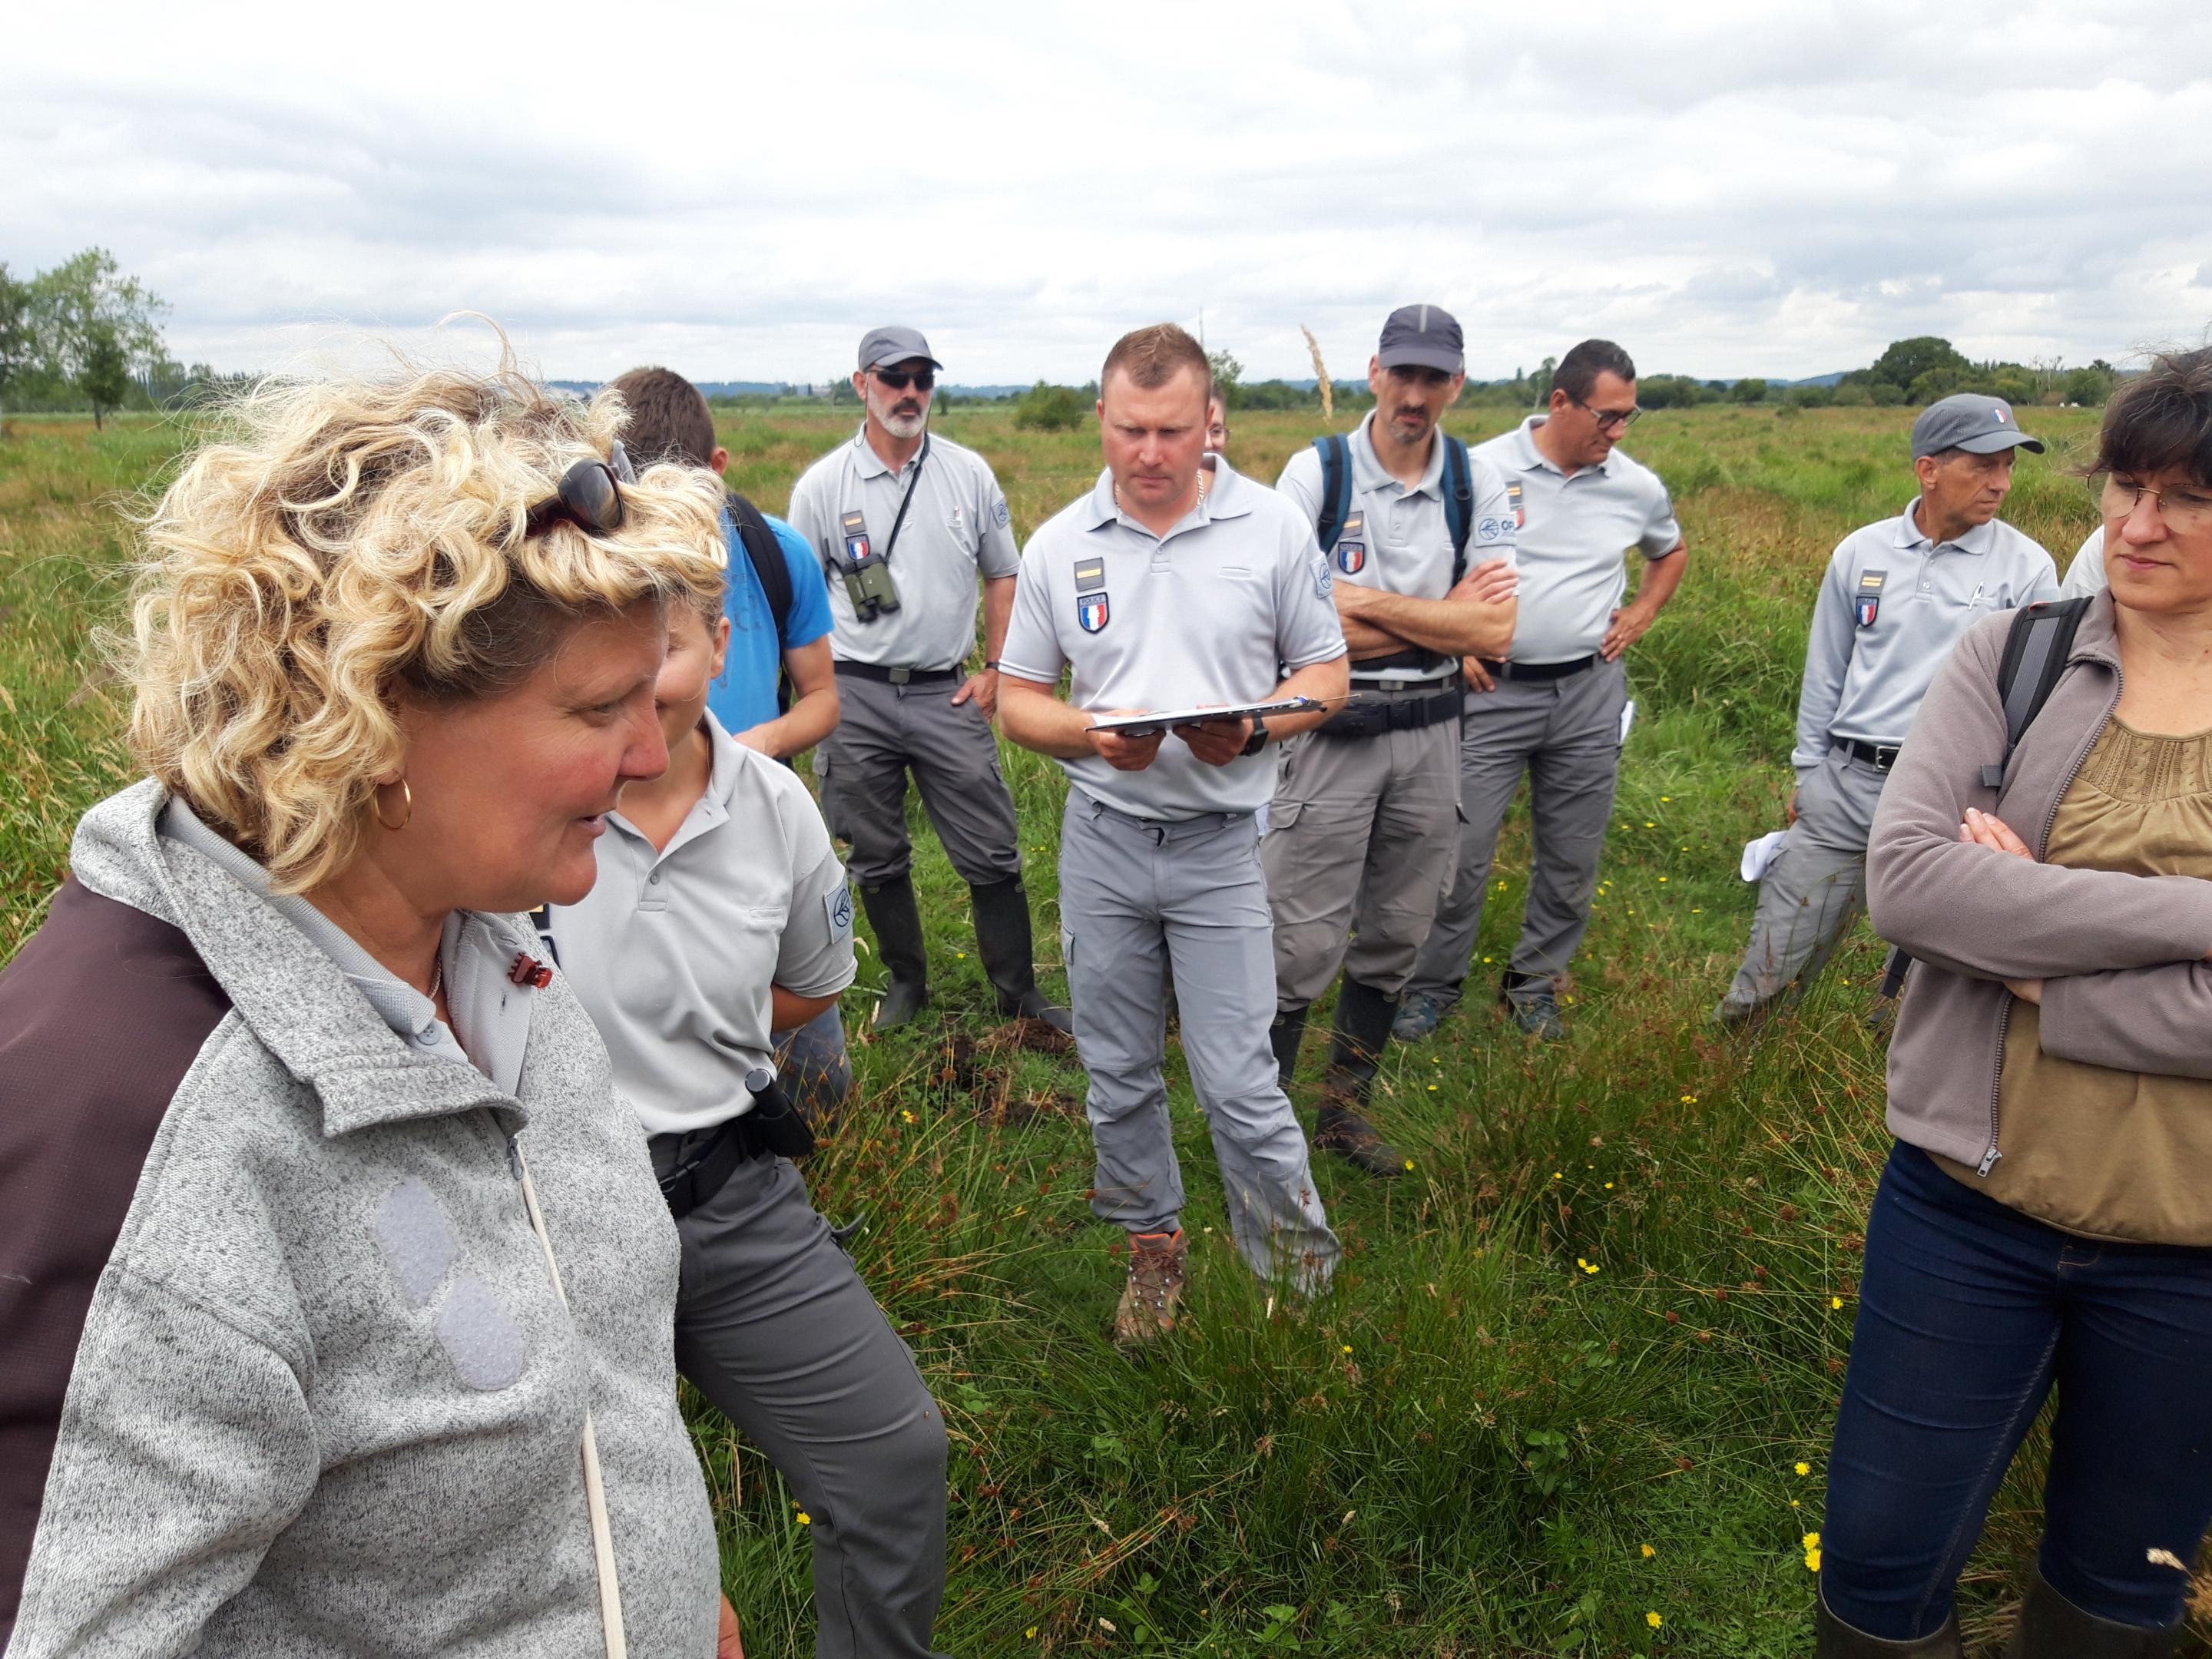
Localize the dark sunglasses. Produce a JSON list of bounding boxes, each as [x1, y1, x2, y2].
[[871, 366, 935, 392], [1569, 393, 1642, 431], [523, 441, 635, 539]]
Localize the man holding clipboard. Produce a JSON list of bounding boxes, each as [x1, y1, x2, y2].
[[999, 323, 1349, 1348]]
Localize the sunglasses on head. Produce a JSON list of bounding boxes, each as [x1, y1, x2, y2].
[[523, 440, 635, 539], [871, 366, 935, 392]]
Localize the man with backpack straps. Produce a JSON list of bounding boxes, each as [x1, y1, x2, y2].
[[1268, 305, 1520, 1174], [1714, 392, 2058, 1026], [608, 366, 853, 1125]]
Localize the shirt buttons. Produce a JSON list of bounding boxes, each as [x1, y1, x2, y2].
[[649, 871, 662, 885]]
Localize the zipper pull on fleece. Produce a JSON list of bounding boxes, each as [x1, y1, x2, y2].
[[1976, 1145, 2002, 1177]]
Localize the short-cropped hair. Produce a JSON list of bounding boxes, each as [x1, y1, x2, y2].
[[609, 365, 719, 470], [2089, 347, 2212, 488], [1555, 339, 1637, 403], [1102, 324, 1210, 396], [124, 348, 728, 894]]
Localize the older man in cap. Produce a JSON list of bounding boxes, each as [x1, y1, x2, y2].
[[786, 326, 1070, 1033], [1713, 392, 2058, 1025], [1266, 304, 1518, 1174]]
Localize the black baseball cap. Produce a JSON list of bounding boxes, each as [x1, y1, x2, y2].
[[1377, 304, 1464, 375]]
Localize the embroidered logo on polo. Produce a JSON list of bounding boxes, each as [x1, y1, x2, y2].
[[993, 496, 1012, 528], [826, 886, 855, 945], [373, 1178, 527, 1391], [1313, 555, 1333, 599], [1856, 568, 1886, 628], [839, 509, 872, 565], [1505, 479, 1526, 528], [1078, 594, 1111, 632], [1336, 509, 1367, 574]]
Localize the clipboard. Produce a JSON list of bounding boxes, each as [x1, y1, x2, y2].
[[1088, 696, 1321, 739]]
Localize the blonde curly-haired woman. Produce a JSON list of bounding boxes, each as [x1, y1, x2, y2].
[[0, 356, 733, 1656]]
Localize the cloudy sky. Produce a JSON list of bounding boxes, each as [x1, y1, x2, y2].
[[8, 0, 2211, 386]]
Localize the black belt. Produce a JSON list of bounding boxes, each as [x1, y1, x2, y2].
[[1477, 654, 1596, 683], [653, 1068, 816, 1220], [1841, 739, 1904, 771], [1316, 687, 1463, 740], [835, 661, 962, 686], [1349, 670, 1461, 694]]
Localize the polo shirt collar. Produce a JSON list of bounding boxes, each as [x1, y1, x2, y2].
[[1895, 498, 1998, 556], [1351, 411, 1447, 499], [1512, 413, 1612, 478], [607, 714, 738, 864], [1080, 460, 1256, 538], [850, 422, 923, 482]]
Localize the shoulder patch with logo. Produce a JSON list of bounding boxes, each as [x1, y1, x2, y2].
[[839, 509, 872, 564], [1475, 515, 1512, 545], [1078, 593, 1111, 632], [1336, 508, 1366, 575], [1856, 568, 1886, 628], [824, 884, 855, 946], [1313, 555, 1333, 599], [993, 495, 1012, 528]]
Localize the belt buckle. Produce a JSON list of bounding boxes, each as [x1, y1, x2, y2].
[[1873, 744, 1901, 770], [888, 667, 912, 686]]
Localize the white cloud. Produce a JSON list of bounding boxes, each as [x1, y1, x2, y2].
[[5, 0, 2210, 383]]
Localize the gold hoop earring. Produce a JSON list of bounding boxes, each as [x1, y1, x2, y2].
[[374, 778, 413, 832]]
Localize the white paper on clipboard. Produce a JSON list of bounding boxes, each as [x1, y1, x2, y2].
[[1088, 696, 1319, 738], [1618, 698, 1637, 747], [1740, 829, 1790, 882]]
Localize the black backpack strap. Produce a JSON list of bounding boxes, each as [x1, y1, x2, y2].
[[1442, 435, 1473, 585], [1311, 435, 1352, 554], [726, 491, 793, 639], [1982, 597, 2093, 789]]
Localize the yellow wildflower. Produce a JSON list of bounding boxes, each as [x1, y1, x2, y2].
[[1647, 1610, 1664, 1628], [1641, 1543, 1656, 1558], [1805, 1548, 1823, 1572], [1795, 1462, 1811, 1475]]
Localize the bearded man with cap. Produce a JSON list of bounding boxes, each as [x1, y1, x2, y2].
[[786, 326, 1071, 1034], [1713, 392, 2058, 1025], [1266, 304, 1519, 1175]]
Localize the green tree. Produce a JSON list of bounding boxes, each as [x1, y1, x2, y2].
[[1206, 349, 1243, 410], [1013, 381, 1087, 432], [26, 249, 169, 416], [77, 323, 131, 429], [1869, 336, 1969, 392], [1531, 356, 1556, 406], [1730, 377, 1769, 405], [0, 263, 33, 427]]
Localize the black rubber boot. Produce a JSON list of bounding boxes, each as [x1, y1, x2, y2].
[[859, 875, 929, 1032], [1269, 1006, 1309, 1088], [2007, 1570, 2179, 1658], [1314, 979, 1406, 1178], [969, 877, 1073, 1034], [1815, 1588, 1962, 1657]]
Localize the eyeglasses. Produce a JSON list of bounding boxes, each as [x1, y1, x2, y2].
[[871, 366, 935, 392], [1570, 394, 1642, 432], [2101, 475, 2212, 533], [524, 455, 626, 539]]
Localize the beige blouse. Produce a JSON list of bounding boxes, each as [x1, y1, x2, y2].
[[1939, 720, 2212, 1243]]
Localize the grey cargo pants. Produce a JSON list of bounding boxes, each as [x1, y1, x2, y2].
[[1717, 746, 1891, 1014], [1406, 656, 1629, 1005], [1058, 791, 1339, 1291], [650, 1139, 949, 1659], [817, 671, 1022, 888], [1263, 687, 1462, 1011]]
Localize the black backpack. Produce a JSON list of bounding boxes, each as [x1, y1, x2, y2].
[[1878, 596, 2094, 998], [1311, 432, 1476, 583], [726, 490, 795, 713]]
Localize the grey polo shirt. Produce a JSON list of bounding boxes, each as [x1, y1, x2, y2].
[[158, 799, 533, 1095], [1277, 412, 1518, 680], [784, 425, 1022, 671], [2061, 525, 2107, 598], [1472, 415, 1683, 665], [1001, 460, 1347, 820], [1793, 499, 2058, 770], [543, 713, 855, 1137]]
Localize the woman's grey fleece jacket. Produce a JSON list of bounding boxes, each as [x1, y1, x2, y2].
[[0, 781, 718, 1655]]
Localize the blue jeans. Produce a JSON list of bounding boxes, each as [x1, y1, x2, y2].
[[1823, 1141, 2212, 1638]]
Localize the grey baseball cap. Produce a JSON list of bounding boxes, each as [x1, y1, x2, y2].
[[1910, 392, 2045, 460], [857, 325, 942, 373], [1377, 304, 1465, 375]]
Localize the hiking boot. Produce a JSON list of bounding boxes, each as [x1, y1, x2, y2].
[[970, 877, 1074, 1035], [1391, 988, 1450, 1043], [1315, 1094, 1406, 1177], [1113, 1229, 1187, 1349], [859, 876, 929, 1032], [1500, 972, 1566, 1041], [2006, 1570, 2179, 1658], [1815, 1588, 1962, 1657], [1314, 979, 1405, 1177]]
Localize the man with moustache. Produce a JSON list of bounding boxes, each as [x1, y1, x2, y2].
[[1712, 393, 2057, 1025], [998, 323, 1349, 1346], [1266, 305, 1519, 1174], [786, 326, 1070, 1034], [1395, 339, 1688, 1044]]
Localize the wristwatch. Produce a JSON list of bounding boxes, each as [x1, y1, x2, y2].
[[1240, 717, 1270, 758]]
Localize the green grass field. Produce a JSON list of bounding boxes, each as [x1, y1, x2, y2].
[[3, 402, 2194, 1658]]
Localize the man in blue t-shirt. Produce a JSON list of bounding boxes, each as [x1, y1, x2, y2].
[[609, 367, 849, 1124], [610, 366, 839, 759]]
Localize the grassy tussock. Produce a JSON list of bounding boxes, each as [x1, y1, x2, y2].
[[8, 404, 2194, 1657]]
